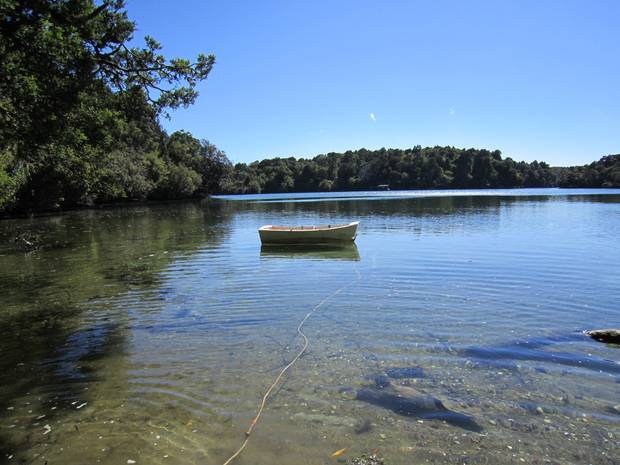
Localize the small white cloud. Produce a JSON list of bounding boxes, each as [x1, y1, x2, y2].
[[449, 107, 456, 116], [369, 112, 376, 122]]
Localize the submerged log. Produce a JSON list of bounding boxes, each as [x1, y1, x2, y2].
[[585, 329, 620, 344], [462, 336, 620, 374]]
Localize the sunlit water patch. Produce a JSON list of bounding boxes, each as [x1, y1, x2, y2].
[[1, 190, 619, 465]]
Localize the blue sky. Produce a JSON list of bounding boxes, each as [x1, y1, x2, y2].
[[127, 0, 619, 166]]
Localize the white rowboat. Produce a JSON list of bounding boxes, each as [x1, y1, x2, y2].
[[258, 222, 359, 244]]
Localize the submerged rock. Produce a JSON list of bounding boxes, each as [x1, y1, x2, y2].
[[384, 366, 425, 379], [347, 453, 385, 465], [585, 329, 620, 344], [355, 377, 482, 432], [14, 232, 42, 252], [353, 418, 373, 434]]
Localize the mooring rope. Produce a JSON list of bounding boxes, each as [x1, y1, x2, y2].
[[221, 269, 361, 465]]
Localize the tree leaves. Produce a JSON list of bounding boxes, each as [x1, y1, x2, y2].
[[0, 0, 226, 213], [222, 148, 620, 194]]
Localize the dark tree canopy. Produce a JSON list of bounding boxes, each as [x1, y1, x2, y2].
[[222, 148, 620, 194], [1, 0, 214, 145], [0, 0, 228, 213]]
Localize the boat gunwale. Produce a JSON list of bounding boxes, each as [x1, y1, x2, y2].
[[258, 221, 359, 232]]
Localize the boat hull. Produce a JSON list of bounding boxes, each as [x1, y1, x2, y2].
[[258, 222, 358, 244]]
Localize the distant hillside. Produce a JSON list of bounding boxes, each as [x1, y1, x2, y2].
[[222, 147, 620, 194]]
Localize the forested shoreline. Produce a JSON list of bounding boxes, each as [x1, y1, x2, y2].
[[1, 2, 618, 217], [223, 149, 619, 194], [0, 0, 230, 215]]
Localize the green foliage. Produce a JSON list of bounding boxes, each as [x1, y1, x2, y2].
[[158, 164, 202, 199], [0, 0, 229, 214], [0, 146, 25, 210], [556, 155, 620, 188], [164, 132, 230, 196], [0, 0, 214, 147], [318, 179, 334, 191], [223, 148, 620, 194]]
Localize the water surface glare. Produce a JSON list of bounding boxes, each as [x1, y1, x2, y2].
[[1, 189, 619, 465]]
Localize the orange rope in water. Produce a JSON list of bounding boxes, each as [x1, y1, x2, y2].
[[221, 270, 361, 465]]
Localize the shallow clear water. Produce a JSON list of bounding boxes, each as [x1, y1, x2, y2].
[[1, 189, 619, 465]]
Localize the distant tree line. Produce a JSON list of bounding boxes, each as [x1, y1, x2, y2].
[[222, 147, 620, 194], [0, 0, 231, 214], [554, 154, 620, 188]]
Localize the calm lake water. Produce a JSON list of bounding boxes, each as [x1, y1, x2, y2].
[[1, 188, 619, 465]]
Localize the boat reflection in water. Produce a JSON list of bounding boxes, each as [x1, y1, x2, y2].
[[260, 242, 360, 261]]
